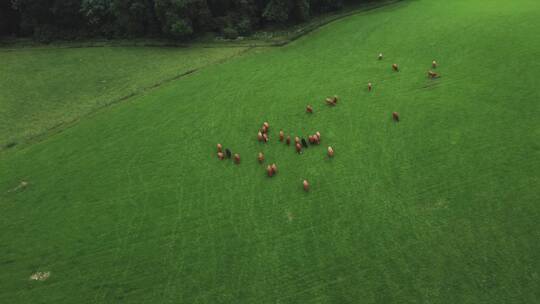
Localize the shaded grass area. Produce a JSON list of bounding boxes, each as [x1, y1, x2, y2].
[[1, 0, 540, 303], [0, 46, 249, 147]]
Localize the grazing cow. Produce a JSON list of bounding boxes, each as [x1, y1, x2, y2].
[[378, 53, 383, 60], [217, 152, 225, 160], [306, 105, 313, 113], [271, 163, 278, 174], [301, 138, 308, 148], [234, 154, 241, 164], [303, 180, 310, 192], [263, 133, 269, 142], [217, 143, 223, 152], [428, 70, 439, 79], [392, 64, 399, 72], [295, 136, 300, 144], [279, 131, 284, 141], [262, 125, 268, 134], [263, 122, 269, 129], [316, 131, 321, 140], [392, 112, 400, 122], [296, 143, 302, 153], [286, 135, 291, 145], [225, 149, 232, 159], [267, 165, 274, 177], [326, 96, 338, 106], [432, 60, 437, 68], [309, 135, 315, 144], [327, 146, 334, 157], [368, 82, 372, 92], [258, 152, 265, 163], [258, 131, 263, 141]]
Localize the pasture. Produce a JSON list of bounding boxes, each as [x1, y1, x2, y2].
[[1, 0, 539, 303], [0, 46, 248, 147]]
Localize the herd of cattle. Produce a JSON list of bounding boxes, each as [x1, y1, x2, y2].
[[215, 54, 440, 192]]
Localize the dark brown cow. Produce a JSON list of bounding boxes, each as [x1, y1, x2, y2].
[[368, 82, 372, 92], [392, 112, 400, 122], [392, 64, 399, 71], [306, 105, 313, 113], [286, 135, 291, 145], [279, 130, 284, 141]]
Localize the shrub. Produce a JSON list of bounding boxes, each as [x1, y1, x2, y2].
[[222, 27, 239, 40]]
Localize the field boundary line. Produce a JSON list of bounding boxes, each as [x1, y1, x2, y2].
[[0, 47, 254, 154]]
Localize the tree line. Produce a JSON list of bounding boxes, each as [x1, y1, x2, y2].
[[0, 0, 384, 42]]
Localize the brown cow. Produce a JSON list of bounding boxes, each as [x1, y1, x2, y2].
[[308, 135, 315, 144], [217, 143, 223, 152], [271, 163, 278, 174], [432, 60, 437, 68], [316, 131, 321, 140], [234, 154, 241, 164], [257, 131, 263, 141], [296, 143, 302, 153], [258, 152, 265, 163], [303, 180, 310, 192], [286, 135, 291, 145], [306, 105, 313, 113], [392, 112, 400, 122], [261, 125, 268, 134], [392, 64, 399, 71], [279, 130, 284, 141], [327, 146, 334, 157], [267, 165, 274, 177], [217, 152, 225, 160], [263, 133, 269, 142], [428, 70, 439, 79], [326, 96, 338, 106], [368, 82, 372, 92], [325, 97, 334, 106], [295, 136, 300, 144]]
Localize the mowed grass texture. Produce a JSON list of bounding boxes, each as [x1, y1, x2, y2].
[[1, 0, 540, 303], [0, 46, 248, 147]]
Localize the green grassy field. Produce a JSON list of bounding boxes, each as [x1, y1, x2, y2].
[[0, 46, 248, 147], [1, 0, 540, 303]]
